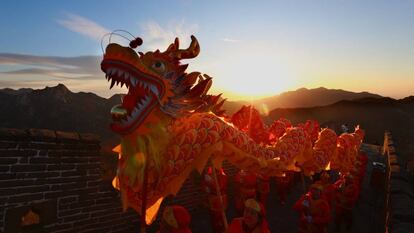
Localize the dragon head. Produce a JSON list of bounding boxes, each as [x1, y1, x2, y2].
[[101, 35, 212, 135]]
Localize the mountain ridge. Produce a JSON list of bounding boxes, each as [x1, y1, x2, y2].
[[1, 83, 413, 156]]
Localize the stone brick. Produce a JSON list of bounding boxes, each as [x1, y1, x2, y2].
[[11, 164, 46, 172], [18, 157, 28, 163], [90, 207, 122, 218], [47, 164, 76, 171], [66, 200, 95, 210], [0, 173, 15, 180], [0, 149, 37, 157], [0, 188, 18, 196], [8, 193, 43, 203], [55, 131, 80, 142], [60, 182, 87, 191], [59, 196, 78, 205], [0, 158, 18, 164], [27, 128, 57, 142], [0, 179, 35, 187], [63, 213, 90, 223], [26, 171, 60, 179], [87, 180, 102, 188], [59, 208, 82, 217], [78, 133, 100, 143], [29, 157, 61, 164], [0, 141, 18, 149], [16, 185, 50, 194], [0, 128, 28, 140], [45, 223, 73, 232], [61, 170, 87, 177], [0, 165, 11, 173], [60, 157, 90, 164], [74, 218, 99, 227]]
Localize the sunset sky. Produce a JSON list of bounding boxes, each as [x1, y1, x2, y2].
[[0, 0, 413, 100]]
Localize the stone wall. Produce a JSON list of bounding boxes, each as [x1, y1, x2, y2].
[[383, 132, 414, 233], [0, 128, 139, 233]]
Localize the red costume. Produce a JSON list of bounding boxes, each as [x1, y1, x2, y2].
[[314, 172, 335, 205], [201, 167, 228, 233], [334, 176, 360, 232], [293, 184, 331, 233], [275, 173, 292, 205], [227, 199, 271, 233], [234, 170, 257, 216], [158, 205, 192, 233]]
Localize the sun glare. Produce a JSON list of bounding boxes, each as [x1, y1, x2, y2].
[[201, 42, 301, 101]]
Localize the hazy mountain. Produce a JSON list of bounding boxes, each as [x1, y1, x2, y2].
[[0, 83, 118, 142], [223, 87, 382, 114], [1, 84, 412, 158]]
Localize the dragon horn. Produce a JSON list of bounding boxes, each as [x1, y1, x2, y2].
[[166, 35, 200, 60], [165, 37, 180, 54]]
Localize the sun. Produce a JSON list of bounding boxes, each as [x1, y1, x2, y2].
[[210, 59, 299, 100], [196, 43, 300, 101]]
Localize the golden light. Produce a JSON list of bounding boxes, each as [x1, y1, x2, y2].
[[201, 43, 300, 101], [325, 162, 331, 171]]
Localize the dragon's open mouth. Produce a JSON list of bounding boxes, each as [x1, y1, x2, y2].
[[102, 61, 164, 134]]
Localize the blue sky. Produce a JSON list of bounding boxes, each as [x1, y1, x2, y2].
[[1, 0, 414, 99]]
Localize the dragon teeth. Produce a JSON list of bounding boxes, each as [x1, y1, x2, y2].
[[110, 80, 115, 89], [150, 86, 159, 96]]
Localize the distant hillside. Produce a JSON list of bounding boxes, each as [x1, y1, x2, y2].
[[0, 84, 120, 145], [1, 84, 412, 157], [265, 96, 414, 158], [223, 87, 382, 114]]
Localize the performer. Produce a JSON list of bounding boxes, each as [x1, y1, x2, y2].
[[314, 171, 335, 205], [275, 173, 292, 205], [234, 170, 257, 216], [256, 173, 270, 206], [158, 205, 192, 233], [201, 167, 228, 233], [293, 184, 331, 233], [227, 199, 271, 233], [334, 175, 360, 232]]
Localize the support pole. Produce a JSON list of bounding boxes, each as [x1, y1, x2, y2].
[[211, 164, 229, 231], [300, 171, 307, 193], [140, 163, 149, 233]]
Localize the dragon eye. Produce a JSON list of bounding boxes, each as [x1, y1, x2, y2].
[[152, 61, 165, 72]]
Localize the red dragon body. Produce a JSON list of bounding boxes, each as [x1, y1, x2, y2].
[[100, 35, 364, 224]]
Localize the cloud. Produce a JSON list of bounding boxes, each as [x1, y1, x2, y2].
[[0, 53, 102, 80], [57, 13, 110, 41], [0, 53, 127, 98], [140, 20, 199, 51], [221, 38, 240, 43]]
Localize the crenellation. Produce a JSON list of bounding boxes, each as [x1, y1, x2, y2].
[[384, 132, 414, 232]]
